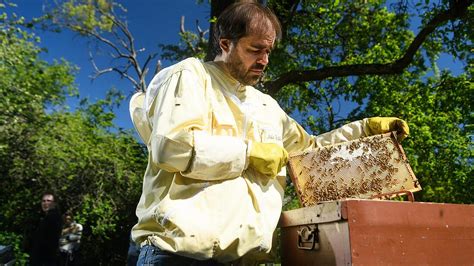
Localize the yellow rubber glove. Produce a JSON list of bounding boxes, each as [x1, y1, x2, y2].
[[367, 117, 410, 141], [249, 142, 288, 179]]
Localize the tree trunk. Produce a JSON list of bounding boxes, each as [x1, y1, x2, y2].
[[205, 0, 236, 61]]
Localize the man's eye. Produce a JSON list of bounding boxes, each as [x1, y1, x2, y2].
[[249, 49, 271, 56]]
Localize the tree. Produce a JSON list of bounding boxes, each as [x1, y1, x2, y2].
[[265, 0, 471, 94], [48, 0, 160, 92], [356, 72, 473, 203], [0, 3, 76, 262], [266, 0, 472, 204], [1, 3, 147, 263], [27, 107, 147, 264], [275, 0, 472, 204]]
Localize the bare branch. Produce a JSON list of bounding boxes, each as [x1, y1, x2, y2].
[[75, 26, 127, 59], [101, 67, 139, 89], [111, 27, 130, 52], [89, 51, 140, 90], [265, 0, 471, 95], [91, 6, 147, 92], [180, 16, 186, 34], [142, 53, 159, 74], [196, 20, 203, 34], [155, 60, 162, 75], [96, 7, 135, 53], [196, 19, 209, 40]]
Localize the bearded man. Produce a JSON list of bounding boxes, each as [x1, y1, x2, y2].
[[130, 2, 409, 265]]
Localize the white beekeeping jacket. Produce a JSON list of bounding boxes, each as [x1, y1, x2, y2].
[[131, 57, 371, 263]]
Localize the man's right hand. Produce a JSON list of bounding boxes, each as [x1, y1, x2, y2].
[[248, 142, 288, 179], [367, 117, 409, 141]]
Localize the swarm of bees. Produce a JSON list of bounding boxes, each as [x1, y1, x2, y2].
[[288, 132, 421, 206]]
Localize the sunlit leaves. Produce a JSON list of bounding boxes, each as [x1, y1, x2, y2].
[[360, 72, 473, 203], [263, 0, 472, 206], [56, 0, 115, 34], [0, 7, 147, 262]]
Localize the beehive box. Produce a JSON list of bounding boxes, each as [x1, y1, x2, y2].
[[279, 199, 474, 265], [287, 132, 421, 206]]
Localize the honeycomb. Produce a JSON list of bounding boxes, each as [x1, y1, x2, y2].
[[288, 132, 421, 206]]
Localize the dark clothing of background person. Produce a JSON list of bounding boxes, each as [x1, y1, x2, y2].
[[30, 206, 63, 266]]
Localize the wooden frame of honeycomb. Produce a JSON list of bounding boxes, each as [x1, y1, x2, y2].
[[287, 132, 421, 207]]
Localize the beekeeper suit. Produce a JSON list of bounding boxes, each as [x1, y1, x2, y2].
[[129, 3, 408, 265], [129, 59, 409, 264]]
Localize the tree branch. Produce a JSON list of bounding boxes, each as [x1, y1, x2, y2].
[[90, 52, 140, 89], [264, 0, 471, 95]]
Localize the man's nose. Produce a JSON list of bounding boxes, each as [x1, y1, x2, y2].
[[257, 53, 269, 66]]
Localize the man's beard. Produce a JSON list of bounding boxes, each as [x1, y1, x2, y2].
[[227, 51, 265, 86]]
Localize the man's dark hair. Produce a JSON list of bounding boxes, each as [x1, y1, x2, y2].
[[212, 2, 282, 56]]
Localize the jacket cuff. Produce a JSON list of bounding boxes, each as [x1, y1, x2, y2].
[[181, 131, 247, 180]]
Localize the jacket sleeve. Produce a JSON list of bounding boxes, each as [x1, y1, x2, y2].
[[283, 112, 371, 154], [312, 118, 371, 146], [148, 61, 247, 180]]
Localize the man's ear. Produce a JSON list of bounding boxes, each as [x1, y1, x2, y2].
[[219, 39, 232, 53]]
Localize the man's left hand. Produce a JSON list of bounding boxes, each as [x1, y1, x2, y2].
[[367, 117, 409, 141]]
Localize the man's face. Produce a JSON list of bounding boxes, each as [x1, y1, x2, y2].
[[41, 194, 55, 212], [223, 28, 276, 86]]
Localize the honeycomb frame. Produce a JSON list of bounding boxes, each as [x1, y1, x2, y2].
[[288, 132, 421, 206]]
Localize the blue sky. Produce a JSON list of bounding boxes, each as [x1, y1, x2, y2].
[[13, 0, 210, 130]]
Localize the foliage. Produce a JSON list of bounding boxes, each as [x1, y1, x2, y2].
[[356, 72, 473, 203], [160, 30, 208, 62], [53, 0, 115, 33], [263, 0, 473, 206], [1, 3, 147, 264], [28, 110, 146, 263], [0, 231, 29, 265], [269, 1, 417, 130], [1, 6, 72, 262], [1, 0, 471, 263], [160, 18, 209, 62]]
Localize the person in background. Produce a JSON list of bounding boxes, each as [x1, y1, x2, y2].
[[59, 212, 82, 266], [129, 2, 410, 265], [30, 192, 63, 266]]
